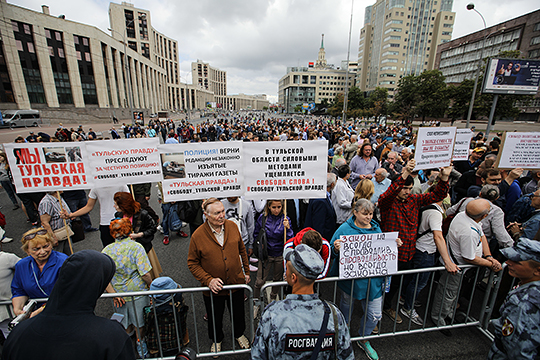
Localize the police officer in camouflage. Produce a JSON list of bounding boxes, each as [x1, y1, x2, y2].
[[251, 244, 354, 360], [488, 238, 540, 360]]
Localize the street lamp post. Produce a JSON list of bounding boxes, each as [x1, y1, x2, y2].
[[465, 3, 486, 129], [108, 14, 146, 126]]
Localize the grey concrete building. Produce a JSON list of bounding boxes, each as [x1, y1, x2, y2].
[[357, 0, 455, 98], [434, 9, 540, 121]]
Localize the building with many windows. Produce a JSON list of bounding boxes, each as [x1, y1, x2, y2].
[[434, 9, 540, 121], [0, 0, 267, 122], [278, 35, 355, 113], [356, 0, 455, 97]]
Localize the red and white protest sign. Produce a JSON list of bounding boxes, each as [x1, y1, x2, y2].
[[497, 132, 540, 169], [243, 141, 327, 200], [4, 142, 93, 193], [159, 142, 244, 202], [85, 138, 162, 186], [414, 127, 457, 170]]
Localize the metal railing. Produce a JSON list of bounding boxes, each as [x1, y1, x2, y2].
[[259, 264, 506, 343], [2, 284, 254, 359], [1, 265, 511, 358]]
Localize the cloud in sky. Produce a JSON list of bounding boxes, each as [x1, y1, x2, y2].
[[11, 0, 540, 103]]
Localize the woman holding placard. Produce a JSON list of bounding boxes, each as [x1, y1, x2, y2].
[[329, 198, 402, 360]]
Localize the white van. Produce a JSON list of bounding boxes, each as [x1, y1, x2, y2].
[[1, 110, 43, 128]]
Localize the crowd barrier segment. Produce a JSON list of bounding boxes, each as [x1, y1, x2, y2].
[[259, 264, 506, 344], [0, 284, 254, 359]]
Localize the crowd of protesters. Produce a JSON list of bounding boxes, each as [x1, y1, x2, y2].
[[0, 111, 538, 359]]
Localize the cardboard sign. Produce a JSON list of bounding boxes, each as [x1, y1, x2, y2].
[[243, 141, 327, 200], [85, 138, 162, 186], [497, 132, 540, 169], [4, 142, 93, 193], [452, 129, 473, 161], [339, 232, 399, 280], [414, 127, 457, 170], [160, 142, 244, 201]]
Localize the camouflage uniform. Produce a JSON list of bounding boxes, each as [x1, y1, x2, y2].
[[488, 281, 540, 359], [251, 293, 354, 360], [488, 238, 540, 359]]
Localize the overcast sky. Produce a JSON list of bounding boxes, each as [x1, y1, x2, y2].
[[12, 0, 540, 103]]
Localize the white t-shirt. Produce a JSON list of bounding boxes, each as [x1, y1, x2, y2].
[[445, 211, 484, 266], [416, 204, 444, 254], [89, 185, 130, 226], [0, 252, 20, 321]]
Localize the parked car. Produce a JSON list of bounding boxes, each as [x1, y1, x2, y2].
[[1, 110, 42, 128]]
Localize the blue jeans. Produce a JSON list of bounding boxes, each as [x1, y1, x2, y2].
[[339, 289, 382, 337], [160, 202, 171, 236], [403, 250, 436, 311]]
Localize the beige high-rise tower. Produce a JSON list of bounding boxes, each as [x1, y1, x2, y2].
[[357, 0, 455, 98], [315, 34, 328, 69]]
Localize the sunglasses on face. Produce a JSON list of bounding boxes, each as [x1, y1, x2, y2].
[[23, 229, 48, 241]]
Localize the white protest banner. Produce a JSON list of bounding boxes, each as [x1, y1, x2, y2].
[[243, 141, 327, 200], [339, 232, 398, 280], [414, 127, 457, 170], [3, 142, 93, 193], [497, 132, 540, 169], [452, 129, 473, 161], [160, 142, 243, 202], [85, 138, 162, 186]]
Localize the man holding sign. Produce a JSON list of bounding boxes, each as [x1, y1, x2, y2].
[[378, 159, 452, 323]]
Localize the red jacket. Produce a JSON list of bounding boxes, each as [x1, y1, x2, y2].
[[284, 227, 330, 279]]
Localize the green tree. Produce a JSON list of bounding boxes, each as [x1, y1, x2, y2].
[[327, 93, 344, 117], [416, 70, 449, 121], [392, 75, 419, 123], [366, 87, 389, 121]]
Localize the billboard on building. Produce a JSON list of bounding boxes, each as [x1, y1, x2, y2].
[[482, 58, 540, 95]]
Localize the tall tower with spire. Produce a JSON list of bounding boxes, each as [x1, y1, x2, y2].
[[315, 34, 327, 69]]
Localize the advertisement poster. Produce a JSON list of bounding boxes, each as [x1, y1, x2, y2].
[[85, 138, 162, 187], [414, 127, 457, 170], [160, 142, 244, 202], [452, 129, 473, 161], [483, 58, 540, 95], [497, 132, 540, 169], [4, 142, 93, 193], [339, 232, 399, 280], [243, 141, 327, 200]]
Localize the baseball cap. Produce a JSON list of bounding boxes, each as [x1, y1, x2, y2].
[[150, 276, 180, 303], [473, 146, 487, 153], [501, 238, 540, 263], [284, 244, 324, 279]]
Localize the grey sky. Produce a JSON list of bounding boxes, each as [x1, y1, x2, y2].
[[11, 0, 540, 103]]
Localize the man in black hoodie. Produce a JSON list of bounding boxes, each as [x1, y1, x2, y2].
[[2, 250, 136, 360]]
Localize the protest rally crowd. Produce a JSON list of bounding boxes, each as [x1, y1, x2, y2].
[[0, 111, 538, 360]]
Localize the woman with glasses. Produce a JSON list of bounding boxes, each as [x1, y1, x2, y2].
[[11, 228, 68, 317]]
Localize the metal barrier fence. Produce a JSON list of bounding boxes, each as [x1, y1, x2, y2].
[[259, 264, 506, 344], [0, 265, 513, 358], [1, 284, 254, 359]]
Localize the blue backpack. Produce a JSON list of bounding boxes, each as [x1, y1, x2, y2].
[[168, 205, 182, 232]]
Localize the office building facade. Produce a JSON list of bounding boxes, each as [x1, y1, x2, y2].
[[278, 36, 355, 113], [357, 0, 455, 97], [434, 9, 540, 121]]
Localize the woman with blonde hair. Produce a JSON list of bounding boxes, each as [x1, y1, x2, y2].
[[353, 179, 375, 206], [11, 228, 68, 317]]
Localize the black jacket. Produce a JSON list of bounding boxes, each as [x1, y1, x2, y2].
[[2, 250, 136, 360], [115, 209, 156, 253]]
